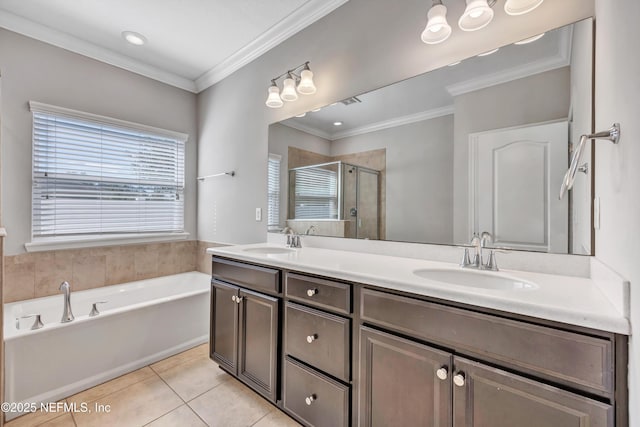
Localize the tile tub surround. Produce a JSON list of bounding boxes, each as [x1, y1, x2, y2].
[[208, 243, 630, 334], [3, 240, 228, 303], [5, 344, 301, 427]]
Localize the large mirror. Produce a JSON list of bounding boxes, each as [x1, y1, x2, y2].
[[268, 18, 593, 255]]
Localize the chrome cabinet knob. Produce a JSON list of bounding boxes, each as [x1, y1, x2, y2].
[[231, 295, 237, 302], [306, 334, 318, 343], [235, 296, 243, 304], [306, 288, 318, 297], [436, 367, 448, 380], [453, 373, 465, 387], [305, 394, 316, 405]]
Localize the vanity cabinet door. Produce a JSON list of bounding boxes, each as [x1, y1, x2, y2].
[[238, 288, 279, 402], [211, 280, 239, 374], [452, 357, 613, 427], [359, 326, 452, 427]]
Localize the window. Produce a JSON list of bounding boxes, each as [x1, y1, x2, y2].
[[292, 166, 338, 219], [267, 153, 281, 230], [29, 102, 187, 249]]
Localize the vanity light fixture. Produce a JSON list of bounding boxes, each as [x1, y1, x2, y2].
[[265, 62, 317, 108], [514, 32, 545, 44], [458, 0, 495, 31], [504, 0, 544, 16], [122, 31, 147, 46], [477, 47, 499, 56], [448, 60, 462, 66], [295, 112, 307, 118], [421, 0, 452, 44]]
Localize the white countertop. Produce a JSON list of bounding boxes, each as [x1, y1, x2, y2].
[[207, 243, 630, 335]]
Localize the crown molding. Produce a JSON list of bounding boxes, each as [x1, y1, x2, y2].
[[280, 120, 333, 140], [331, 105, 455, 140], [194, 0, 349, 92], [446, 27, 572, 97], [0, 10, 198, 92]]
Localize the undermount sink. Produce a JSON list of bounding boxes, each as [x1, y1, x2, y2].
[[242, 246, 295, 255], [412, 268, 538, 291]]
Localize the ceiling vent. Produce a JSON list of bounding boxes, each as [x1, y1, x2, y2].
[[340, 96, 362, 106]]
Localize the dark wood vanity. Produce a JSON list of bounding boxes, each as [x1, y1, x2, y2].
[[210, 256, 628, 427]]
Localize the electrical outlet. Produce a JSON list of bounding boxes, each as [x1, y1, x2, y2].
[[593, 197, 600, 230], [255, 208, 262, 221]]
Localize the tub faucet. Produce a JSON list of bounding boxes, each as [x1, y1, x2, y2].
[[59, 281, 75, 323]]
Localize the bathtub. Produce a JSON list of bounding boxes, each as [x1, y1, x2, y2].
[[4, 271, 210, 420]]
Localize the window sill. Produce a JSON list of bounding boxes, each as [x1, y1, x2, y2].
[[24, 232, 190, 253]]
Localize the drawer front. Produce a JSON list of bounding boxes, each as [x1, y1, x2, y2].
[[212, 257, 280, 293], [286, 272, 351, 315], [286, 302, 350, 381], [283, 357, 349, 427], [361, 288, 613, 397]]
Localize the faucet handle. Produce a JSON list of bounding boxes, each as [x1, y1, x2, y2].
[[459, 248, 471, 267], [89, 301, 108, 317], [20, 314, 44, 330], [484, 250, 509, 271]]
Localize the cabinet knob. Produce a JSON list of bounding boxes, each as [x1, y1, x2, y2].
[[436, 367, 448, 380], [305, 394, 316, 405], [453, 373, 465, 387], [231, 295, 237, 302], [306, 334, 318, 343], [306, 288, 318, 297], [235, 296, 243, 304]]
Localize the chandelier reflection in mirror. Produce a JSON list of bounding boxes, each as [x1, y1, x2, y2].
[[421, 0, 544, 44], [265, 62, 317, 108]]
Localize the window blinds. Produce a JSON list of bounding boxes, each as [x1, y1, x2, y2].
[[293, 167, 338, 219], [30, 102, 187, 239], [267, 154, 281, 228]]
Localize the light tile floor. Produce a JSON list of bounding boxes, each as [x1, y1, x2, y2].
[[6, 344, 301, 427]]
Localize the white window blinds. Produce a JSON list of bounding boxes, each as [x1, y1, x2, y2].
[[293, 167, 338, 219], [30, 102, 187, 240], [267, 154, 281, 229]]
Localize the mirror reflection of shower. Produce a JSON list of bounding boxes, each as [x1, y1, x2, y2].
[[288, 161, 380, 239]]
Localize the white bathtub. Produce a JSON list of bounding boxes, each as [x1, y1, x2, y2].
[[4, 271, 211, 420]]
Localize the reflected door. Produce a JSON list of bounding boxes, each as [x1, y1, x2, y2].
[[470, 121, 568, 252]]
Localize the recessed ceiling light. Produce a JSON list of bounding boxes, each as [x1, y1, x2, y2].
[[477, 48, 499, 57], [448, 61, 462, 67], [333, 121, 343, 126], [514, 33, 545, 45], [122, 31, 147, 46]]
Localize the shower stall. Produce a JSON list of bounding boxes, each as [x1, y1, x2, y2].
[[288, 161, 380, 239]]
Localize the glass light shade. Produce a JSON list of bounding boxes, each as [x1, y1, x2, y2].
[[281, 77, 299, 102], [421, 4, 452, 44], [504, 0, 544, 15], [297, 69, 317, 95], [458, 0, 494, 31], [514, 33, 545, 45], [265, 85, 283, 108]]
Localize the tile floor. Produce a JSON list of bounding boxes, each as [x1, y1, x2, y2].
[[6, 344, 301, 427]]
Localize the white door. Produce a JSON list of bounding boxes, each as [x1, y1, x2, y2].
[[469, 121, 568, 253]]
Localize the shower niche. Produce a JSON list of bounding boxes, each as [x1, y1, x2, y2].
[[287, 161, 380, 239]]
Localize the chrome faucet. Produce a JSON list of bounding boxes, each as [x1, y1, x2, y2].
[[282, 227, 302, 248], [59, 281, 75, 323], [461, 232, 500, 271], [305, 225, 317, 235]]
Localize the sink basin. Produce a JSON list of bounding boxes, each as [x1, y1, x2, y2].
[[412, 268, 537, 290], [242, 246, 295, 255]]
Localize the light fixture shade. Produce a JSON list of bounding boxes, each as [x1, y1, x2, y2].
[[421, 4, 452, 44], [281, 76, 299, 102], [504, 0, 544, 15], [458, 0, 494, 32], [265, 84, 283, 108], [514, 32, 545, 45], [297, 69, 317, 95]]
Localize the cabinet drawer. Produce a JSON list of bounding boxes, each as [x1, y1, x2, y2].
[[286, 272, 351, 315], [361, 288, 613, 397], [212, 257, 280, 293], [285, 302, 350, 381], [283, 357, 349, 427]]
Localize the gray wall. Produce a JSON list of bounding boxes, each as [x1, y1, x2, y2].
[[0, 29, 198, 255], [331, 115, 454, 243], [196, 0, 593, 245], [594, 0, 640, 424], [452, 67, 571, 244], [268, 123, 331, 228]]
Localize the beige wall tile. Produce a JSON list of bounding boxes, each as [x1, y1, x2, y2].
[[35, 251, 73, 298], [134, 245, 160, 280], [104, 246, 136, 286], [196, 241, 226, 275], [4, 257, 35, 303], [72, 254, 106, 291]]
